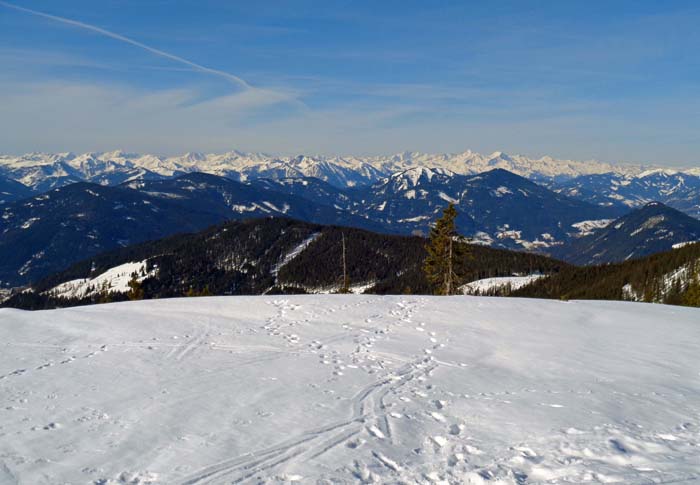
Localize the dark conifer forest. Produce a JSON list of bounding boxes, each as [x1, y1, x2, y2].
[[3, 217, 567, 309]]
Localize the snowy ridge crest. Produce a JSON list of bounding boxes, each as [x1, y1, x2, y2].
[[0, 149, 661, 190]]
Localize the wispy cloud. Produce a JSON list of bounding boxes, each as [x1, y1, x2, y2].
[[0, 0, 252, 90], [0, 47, 117, 72], [2, 1, 698, 165], [2, 76, 698, 166]]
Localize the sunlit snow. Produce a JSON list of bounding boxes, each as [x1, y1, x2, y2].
[[0, 296, 698, 484]]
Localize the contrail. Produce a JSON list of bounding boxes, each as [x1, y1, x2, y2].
[[0, 0, 251, 90]]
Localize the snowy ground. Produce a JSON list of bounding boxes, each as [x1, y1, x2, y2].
[[0, 296, 699, 484]]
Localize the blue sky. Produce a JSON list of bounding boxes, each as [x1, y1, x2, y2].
[[1, 1, 699, 165]]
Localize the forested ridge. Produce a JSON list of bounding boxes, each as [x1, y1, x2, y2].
[[3, 216, 567, 309], [514, 241, 700, 306], [6, 215, 698, 310]]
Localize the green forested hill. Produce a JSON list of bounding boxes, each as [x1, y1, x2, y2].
[[514, 241, 700, 306]]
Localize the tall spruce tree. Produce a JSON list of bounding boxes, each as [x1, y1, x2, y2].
[[423, 204, 466, 295]]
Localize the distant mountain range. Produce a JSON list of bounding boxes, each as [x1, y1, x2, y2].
[[553, 202, 700, 265], [551, 170, 700, 218], [1, 149, 699, 289], [3, 165, 700, 288], [0, 149, 653, 191], [2, 149, 699, 216], [1, 168, 628, 287]]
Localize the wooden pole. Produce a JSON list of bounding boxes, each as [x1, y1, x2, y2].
[[342, 232, 348, 292], [447, 237, 453, 295]]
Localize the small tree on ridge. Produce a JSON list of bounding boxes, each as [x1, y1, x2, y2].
[[423, 204, 466, 295]]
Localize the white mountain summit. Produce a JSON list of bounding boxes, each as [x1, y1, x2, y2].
[[0, 149, 651, 190]]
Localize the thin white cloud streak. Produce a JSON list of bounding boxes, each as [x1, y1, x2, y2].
[[0, 79, 314, 154], [1, 78, 699, 166], [0, 0, 252, 89]]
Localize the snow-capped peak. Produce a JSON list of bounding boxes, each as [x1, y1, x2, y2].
[[0, 148, 694, 191], [387, 167, 454, 189], [637, 168, 680, 178]]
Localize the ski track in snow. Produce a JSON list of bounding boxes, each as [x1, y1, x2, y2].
[[0, 296, 699, 484]]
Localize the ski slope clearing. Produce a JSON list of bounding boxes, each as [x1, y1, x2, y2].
[[0, 296, 699, 484]]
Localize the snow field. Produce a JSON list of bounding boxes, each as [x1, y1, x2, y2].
[[0, 296, 699, 484]]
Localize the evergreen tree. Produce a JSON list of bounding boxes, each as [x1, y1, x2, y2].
[[127, 274, 144, 301], [423, 204, 466, 295], [185, 285, 212, 297], [683, 266, 700, 307], [98, 280, 113, 304]]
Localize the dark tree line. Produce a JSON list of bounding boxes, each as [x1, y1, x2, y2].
[[514, 240, 700, 307], [2, 215, 568, 310]]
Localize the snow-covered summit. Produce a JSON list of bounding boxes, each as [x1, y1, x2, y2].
[[637, 168, 682, 178], [386, 166, 455, 190], [0, 149, 660, 190]]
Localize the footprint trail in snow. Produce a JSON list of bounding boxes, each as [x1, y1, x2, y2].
[[0, 295, 698, 484]]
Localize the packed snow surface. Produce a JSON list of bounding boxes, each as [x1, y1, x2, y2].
[[0, 296, 699, 484]]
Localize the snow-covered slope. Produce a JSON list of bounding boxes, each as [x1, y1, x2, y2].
[[570, 219, 614, 237], [1, 296, 698, 484], [46, 260, 154, 299], [460, 274, 544, 295]]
